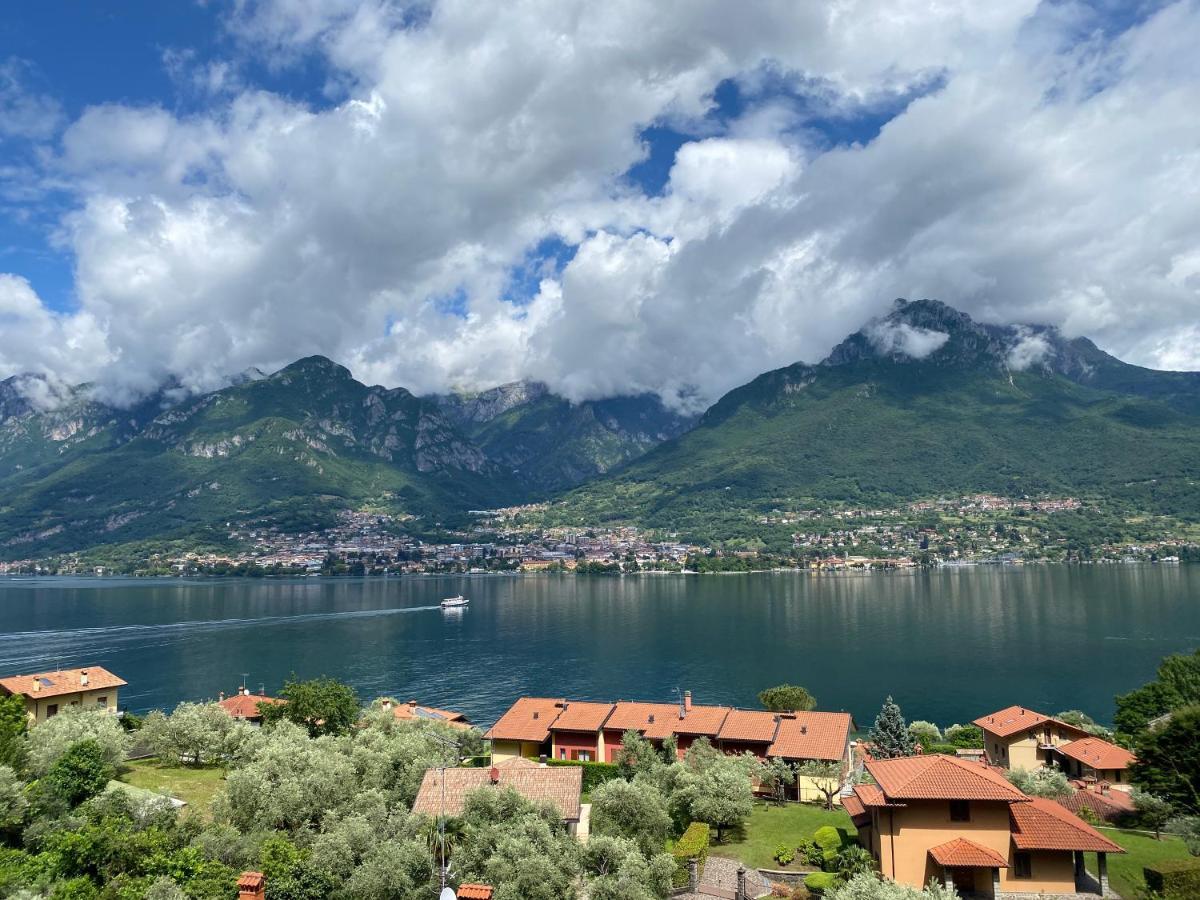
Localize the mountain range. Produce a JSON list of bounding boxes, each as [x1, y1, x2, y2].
[[1, 298, 1198, 559]]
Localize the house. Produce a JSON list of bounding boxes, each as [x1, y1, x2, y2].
[[973, 705, 1091, 770], [486, 692, 854, 802], [411, 757, 583, 832], [1049, 737, 1136, 790], [0, 666, 126, 725], [843, 754, 1123, 897], [1058, 779, 1136, 824], [382, 698, 471, 730], [218, 688, 285, 725]]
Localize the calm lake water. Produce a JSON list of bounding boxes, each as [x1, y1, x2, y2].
[[1, 566, 1197, 728]]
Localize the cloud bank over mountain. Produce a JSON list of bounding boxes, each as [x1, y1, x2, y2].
[[1, 0, 1199, 409]]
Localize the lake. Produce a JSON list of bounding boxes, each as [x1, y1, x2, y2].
[[1, 565, 1197, 729]]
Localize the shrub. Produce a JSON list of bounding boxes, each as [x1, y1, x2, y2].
[[812, 826, 843, 852], [925, 743, 959, 756], [544, 758, 621, 793], [1144, 859, 1200, 898], [671, 822, 710, 888], [774, 844, 795, 866], [804, 872, 837, 895], [1075, 805, 1102, 826]]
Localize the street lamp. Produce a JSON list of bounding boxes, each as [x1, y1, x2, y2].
[[428, 732, 464, 896]]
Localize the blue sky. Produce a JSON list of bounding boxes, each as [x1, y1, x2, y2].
[[0, 0, 1197, 405]]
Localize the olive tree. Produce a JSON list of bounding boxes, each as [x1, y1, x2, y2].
[[141, 702, 253, 767], [26, 707, 128, 776], [671, 744, 755, 841], [582, 834, 675, 900], [1004, 767, 1072, 799], [590, 777, 673, 857]]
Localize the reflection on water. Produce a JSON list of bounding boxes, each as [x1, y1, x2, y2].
[[0, 565, 1196, 726]]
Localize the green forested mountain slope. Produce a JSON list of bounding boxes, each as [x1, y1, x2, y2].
[[553, 300, 1200, 537], [431, 381, 695, 491], [0, 357, 514, 557]]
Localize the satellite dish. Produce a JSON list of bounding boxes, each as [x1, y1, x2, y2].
[[439, 889, 457, 900]]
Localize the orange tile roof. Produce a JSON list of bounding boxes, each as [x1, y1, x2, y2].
[[973, 705, 1088, 739], [841, 792, 868, 821], [1055, 737, 1136, 771], [236, 872, 265, 890], [218, 693, 284, 719], [606, 701, 731, 739], [1058, 787, 1135, 824], [852, 783, 905, 809], [411, 763, 582, 821], [485, 697, 564, 743], [767, 711, 853, 761], [1010, 797, 1124, 853], [456, 885, 493, 900], [928, 837, 1008, 868], [550, 701, 614, 732], [391, 700, 470, 729], [0, 666, 126, 701], [718, 709, 781, 743], [865, 754, 1028, 802]]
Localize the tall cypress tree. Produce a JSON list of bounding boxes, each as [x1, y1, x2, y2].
[[868, 695, 918, 759]]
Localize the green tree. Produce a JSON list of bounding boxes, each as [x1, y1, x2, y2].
[[614, 730, 667, 781], [0, 765, 28, 830], [47, 739, 115, 807], [589, 778, 672, 858], [907, 721, 942, 750], [26, 708, 128, 776], [260, 677, 360, 737], [0, 694, 28, 771], [758, 684, 817, 712], [1133, 789, 1174, 840], [1004, 767, 1072, 799], [582, 835, 675, 900], [868, 697, 918, 759], [1115, 682, 1178, 736], [759, 758, 795, 805], [798, 760, 844, 810], [140, 702, 253, 767], [943, 724, 983, 749], [1132, 705, 1200, 813], [671, 747, 754, 841]]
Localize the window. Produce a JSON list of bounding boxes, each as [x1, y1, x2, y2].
[[1014, 852, 1032, 878], [97, 696, 108, 707], [46, 704, 58, 718], [949, 800, 971, 822], [578, 751, 592, 762], [558, 748, 568, 759]]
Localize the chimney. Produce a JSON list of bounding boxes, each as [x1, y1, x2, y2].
[[1100, 782, 1110, 796], [801, 725, 808, 735], [1019, 708, 1025, 715], [237, 872, 266, 900], [648, 713, 655, 724], [80, 669, 89, 688], [32, 678, 41, 693], [489, 766, 500, 784], [243, 687, 250, 696], [408, 699, 418, 709], [532, 711, 539, 720], [219, 691, 225, 702]]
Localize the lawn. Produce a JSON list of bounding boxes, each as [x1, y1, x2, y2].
[[119, 759, 227, 820], [712, 801, 853, 870], [1088, 827, 1193, 899]]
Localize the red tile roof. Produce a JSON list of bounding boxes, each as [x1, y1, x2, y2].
[[456, 885, 493, 900], [767, 711, 853, 762], [411, 762, 582, 822], [1058, 786, 1135, 824], [852, 783, 905, 809], [550, 701, 614, 733], [973, 705, 1088, 739], [390, 700, 470, 729], [0, 666, 126, 701], [1056, 737, 1136, 771], [606, 701, 731, 739], [718, 709, 780, 743], [928, 837, 1009, 868], [841, 792, 869, 822], [865, 754, 1028, 802], [485, 697, 564, 743], [1010, 797, 1124, 853], [218, 693, 284, 720]]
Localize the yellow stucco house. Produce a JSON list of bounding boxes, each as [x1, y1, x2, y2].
[[973, 705, 1090, 770], [843, 754, 1122, 897], [0, 666, 126, 725]]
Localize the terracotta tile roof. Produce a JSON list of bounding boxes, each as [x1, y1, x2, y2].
[[718, 709, 781, 743], [550, 701, 614, 733], [852, 783, 905, 809], [1056, 737, 1136, 771], [865, 754, 1029, 802], [456, 885, 493, 900], [928, 837, 1008, 868], [0, 666, 126, 701], [484, 697, 564, 743], [411, 763, 582, 822], [391, 700, 471, 729], [841, 792, 869, 822], [1058, 787, 1135, 824], [607, 701, 731, 739], [1010, 797, 1124, 853], [218, 693, 284, 719], [973, 705, 1087, 739], [767, 711, 853, 761]]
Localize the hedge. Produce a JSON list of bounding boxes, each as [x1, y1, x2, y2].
[[544, 758, 622, 793], [671, 822, 710, 888], [1144, 859, 1200, 899], [804, 872, 837, 894], [812, 826, 842, 852]]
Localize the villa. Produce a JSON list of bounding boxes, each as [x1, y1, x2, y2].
[[843, 754, 1123, 897], [486, 691, 853, 802], [1050, 736, 1136, 790], [0, 665, 126, 725], [973, 705, 1092, 770]]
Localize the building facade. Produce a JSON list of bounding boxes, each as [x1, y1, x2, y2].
[[973, 706, 1091, 770], [0, 666, 126, 725]]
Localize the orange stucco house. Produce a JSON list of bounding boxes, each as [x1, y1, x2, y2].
[[843, 754, 1122, 897], [974, 705, 1092, 770]]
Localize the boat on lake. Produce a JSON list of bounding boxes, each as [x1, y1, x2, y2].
[[440, 595, 468, 608]]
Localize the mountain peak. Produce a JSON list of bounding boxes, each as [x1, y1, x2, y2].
[[272, 356, 353, 382]]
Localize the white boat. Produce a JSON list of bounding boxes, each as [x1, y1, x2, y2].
[[440, 595, 468, 608]]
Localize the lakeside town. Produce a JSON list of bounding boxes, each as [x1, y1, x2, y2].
[[1, 651, 1197, 899], [2, 493, 1198, 577]]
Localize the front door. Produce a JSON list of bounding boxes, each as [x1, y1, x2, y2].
[[952, 868, 975, 894]]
